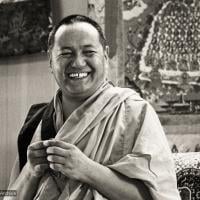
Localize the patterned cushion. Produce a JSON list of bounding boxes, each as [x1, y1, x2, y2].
[[173, 153, 200, 200]]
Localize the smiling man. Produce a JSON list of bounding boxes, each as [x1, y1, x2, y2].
[[5, 15, 181, 200], [49, 20, 108, 118]]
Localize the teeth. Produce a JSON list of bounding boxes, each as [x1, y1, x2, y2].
[[68, 72, 88, 79]]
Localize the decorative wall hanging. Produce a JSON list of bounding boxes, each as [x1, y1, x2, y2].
[[0, 0, 52, 57], [123, 0, 200, 152]]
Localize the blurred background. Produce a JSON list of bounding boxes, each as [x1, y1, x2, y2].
[[1, 0, 200, 190]]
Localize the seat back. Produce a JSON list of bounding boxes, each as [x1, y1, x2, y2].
[[173, 153, 200, 200]]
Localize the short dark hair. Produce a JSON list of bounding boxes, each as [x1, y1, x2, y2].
[[48, 14, 108, 51]]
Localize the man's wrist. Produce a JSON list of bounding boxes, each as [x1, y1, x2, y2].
[[24, 163, 42, 181], [81, 160, 108, 187]]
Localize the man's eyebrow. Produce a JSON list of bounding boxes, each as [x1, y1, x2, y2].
[[59, 47, 73, 50], [59, 45, 95, 50], [82, 45, 95, 48]]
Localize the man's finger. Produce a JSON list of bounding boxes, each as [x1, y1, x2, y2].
[[49, 163, 63, 172], [28, 141, 46, 150], [47, 155, 65, 164], [31, 157, 49, 165], [34, 163, 49, 171], [43, 139, 74, 149], [28, 148, 47, 158], [46, 146, 67, 157]]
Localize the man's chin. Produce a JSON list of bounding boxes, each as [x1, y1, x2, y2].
[[64, 88, 94, 101], [62, 80, 105, 100]]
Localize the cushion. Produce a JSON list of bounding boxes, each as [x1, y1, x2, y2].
[[173, 152, 200, 200]]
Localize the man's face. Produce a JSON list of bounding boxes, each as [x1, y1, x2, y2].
[[50, 22, 108, 100]]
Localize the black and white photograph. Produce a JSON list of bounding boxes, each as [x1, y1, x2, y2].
[[1, 0, 200, 200]]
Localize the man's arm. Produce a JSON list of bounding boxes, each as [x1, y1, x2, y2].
[[45, 140, 153, 200], [5, 141, 49, 200], [82, 158, 152, 200], [5, 163, 41, 200]]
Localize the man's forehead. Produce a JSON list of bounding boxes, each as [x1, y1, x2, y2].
[[55, 22, 100, 40]]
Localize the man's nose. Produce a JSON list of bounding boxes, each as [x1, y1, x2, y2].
[[71, 54, 86, 67]]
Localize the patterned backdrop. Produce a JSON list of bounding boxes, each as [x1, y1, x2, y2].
[[88, 0, 200, 153], [122, 0, 200, 153]]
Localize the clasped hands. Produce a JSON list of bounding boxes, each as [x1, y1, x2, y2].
[[27, 140, 93, 181]]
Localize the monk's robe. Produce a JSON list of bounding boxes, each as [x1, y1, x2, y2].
[[9, 82, 181, 200]]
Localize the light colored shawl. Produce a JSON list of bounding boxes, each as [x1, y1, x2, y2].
[[32, 82, 180, 200]]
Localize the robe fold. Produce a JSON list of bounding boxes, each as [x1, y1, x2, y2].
[[13, 82, 181, 200]]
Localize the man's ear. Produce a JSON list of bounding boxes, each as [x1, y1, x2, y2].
[[104, 46, 110, 80], [47, 50, 53, 72], [104, 46, 109, 60]]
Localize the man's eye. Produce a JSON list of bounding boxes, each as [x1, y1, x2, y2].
[[83, 50, 95, 56], [60, 52, 73, 57]]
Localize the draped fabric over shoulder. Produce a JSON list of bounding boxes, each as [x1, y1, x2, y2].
[[17, 82, 180, 200]]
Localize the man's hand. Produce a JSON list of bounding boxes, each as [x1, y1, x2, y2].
[[27, 141, 49, 177], [43, 140, 93, 181]]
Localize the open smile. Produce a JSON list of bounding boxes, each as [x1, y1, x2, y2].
[[68, 72, 90, 79]]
